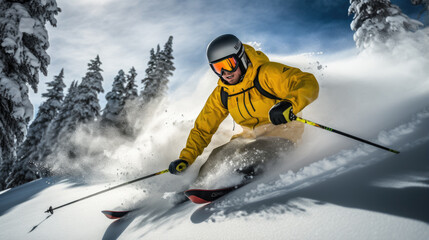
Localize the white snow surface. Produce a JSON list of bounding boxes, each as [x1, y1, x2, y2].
[[1, 31, 429, 239]]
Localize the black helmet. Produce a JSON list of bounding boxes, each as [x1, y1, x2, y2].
[[206, 34, 249, 79]]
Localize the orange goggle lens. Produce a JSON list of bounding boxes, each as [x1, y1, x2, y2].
[[211, 57, 238, 75]]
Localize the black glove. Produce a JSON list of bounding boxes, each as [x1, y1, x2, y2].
[[168, 159, 189, 175], [269, 101, 296, 125]]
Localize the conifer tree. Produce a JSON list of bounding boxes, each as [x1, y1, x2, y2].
[[7, 69, 65, 187], [349, 0, 422, 49], [40, 81, 78, 175], [101, 69, 126, 127], [125, 67, 138, 101], [54, 56, 103, 159], [157, 36, 175, 96], [72, 55, 104, 124], [40, 56, 103, 171], [120, 67, 139, 136], [140, 46, 161, 104], [0, 0, 60, 189], [140, 36, 175, 105]]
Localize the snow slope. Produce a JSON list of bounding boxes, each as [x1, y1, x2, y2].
[[1, 31, 429, 239]]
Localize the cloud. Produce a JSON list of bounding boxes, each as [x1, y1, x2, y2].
[[33, 0, 260, 108], [31, 0, 386, 115]]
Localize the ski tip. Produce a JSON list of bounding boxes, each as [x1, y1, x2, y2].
[[185, 185, 243, 204], [101, 210, 131, 219], [184, 189, 211, 204], [187, 195, 212, 204]]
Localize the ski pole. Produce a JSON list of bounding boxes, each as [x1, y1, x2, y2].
[[295, 117, 400, 154], [45, 169, 169, 214]]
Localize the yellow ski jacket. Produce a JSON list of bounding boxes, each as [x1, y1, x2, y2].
[[179, 44, 319, 165]]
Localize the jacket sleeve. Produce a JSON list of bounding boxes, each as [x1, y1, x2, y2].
[[179, 87, 229, 165], [258, 62, 319, 113]]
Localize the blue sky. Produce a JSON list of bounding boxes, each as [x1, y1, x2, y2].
[[31, 0, 423, 109]]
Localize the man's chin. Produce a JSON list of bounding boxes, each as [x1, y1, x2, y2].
[[221, 76, 239, 85]]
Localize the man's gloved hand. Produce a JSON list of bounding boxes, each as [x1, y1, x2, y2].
[[269, 101, 297, 125], [168, 159, 189, 175]]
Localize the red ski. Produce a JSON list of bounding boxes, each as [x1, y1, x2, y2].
[[184, 185, 243, 204], [101, 210, 132, 219]]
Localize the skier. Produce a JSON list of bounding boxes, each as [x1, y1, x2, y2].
[[169, 34, 319, 183]]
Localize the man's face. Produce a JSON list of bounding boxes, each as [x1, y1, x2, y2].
[[222, 66, 242, 85]]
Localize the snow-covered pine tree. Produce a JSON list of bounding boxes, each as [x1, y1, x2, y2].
[[40, 56, 103, 172], [73, 55, 104, 125], [6, 69, 65, 188], [140, 36, 175, 105], [39, 80, 78, 175], [119, 67, 139, 136], [125, 67, 138, 101], [411, 0, 429, 24], [101, 69, 126, 128], [348, 0, 423, 49], [52, 56, 104, 159], [0, 0, 60, 189], [157, 36, 175, 96], [140, 45, 161, 104]]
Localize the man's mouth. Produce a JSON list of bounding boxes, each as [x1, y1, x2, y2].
[[226, 75, 234, 80]]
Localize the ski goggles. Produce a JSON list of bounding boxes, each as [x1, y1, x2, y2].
[[210, 56, 239, 76]]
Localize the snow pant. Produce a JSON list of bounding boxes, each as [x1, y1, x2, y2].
[[194, 137, 295, 187]]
